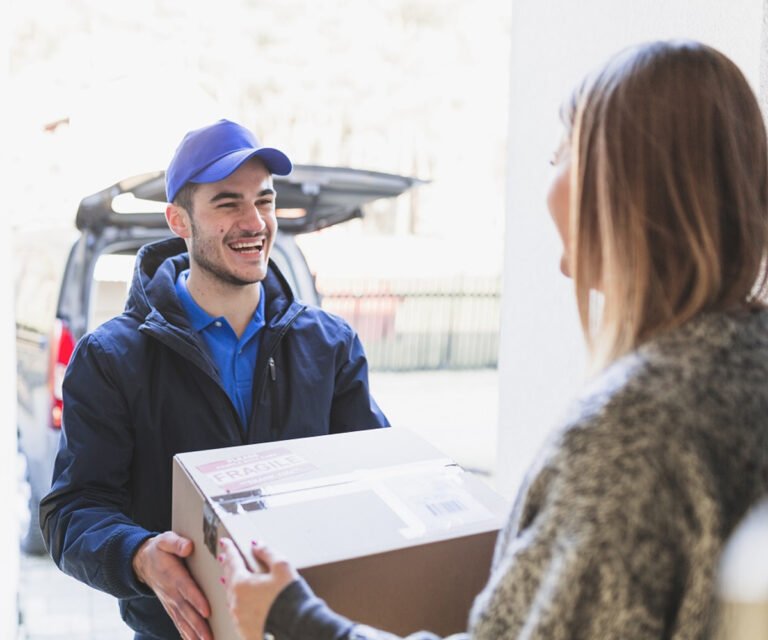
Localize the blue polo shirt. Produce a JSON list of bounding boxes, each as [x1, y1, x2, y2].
[[175, 269, 265, 429]]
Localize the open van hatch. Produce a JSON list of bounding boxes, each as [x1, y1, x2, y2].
[[75, 165, 425, 234]]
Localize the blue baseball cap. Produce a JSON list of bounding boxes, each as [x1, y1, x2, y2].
[[165, 119, 292, 203]]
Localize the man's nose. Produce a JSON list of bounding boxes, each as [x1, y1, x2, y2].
[[242, 203, 267, 232]]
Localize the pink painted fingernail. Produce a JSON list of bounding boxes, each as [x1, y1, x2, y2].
[[219, 577, 226, 585], [217, 555, 223, 563], [251, 539, 259, 546]]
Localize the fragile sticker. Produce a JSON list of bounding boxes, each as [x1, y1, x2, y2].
[[196, 447, 316, 492]]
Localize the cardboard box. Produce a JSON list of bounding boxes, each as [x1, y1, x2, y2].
[[172, 428, 509, 639]]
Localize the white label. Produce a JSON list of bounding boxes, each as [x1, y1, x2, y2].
[[374, 469, 495, 537]]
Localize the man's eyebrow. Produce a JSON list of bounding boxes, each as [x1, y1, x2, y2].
[[209, 188, 276, 204], [209, 192, 243, 203], [209, 189, 276, 203]]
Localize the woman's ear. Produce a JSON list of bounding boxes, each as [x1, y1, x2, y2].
[[166, 203, 192, 239]]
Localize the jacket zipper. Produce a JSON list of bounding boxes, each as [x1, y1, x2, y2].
[[142, 298, 307, 443], [267, 356, 280, 439], [254, 306, 306, 439]]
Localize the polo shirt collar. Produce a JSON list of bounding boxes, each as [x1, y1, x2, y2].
[[174, 269, 264, 333]]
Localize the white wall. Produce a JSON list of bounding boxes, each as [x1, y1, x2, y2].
[[497, 0, 764, 497], [1, 0, 19, 634]]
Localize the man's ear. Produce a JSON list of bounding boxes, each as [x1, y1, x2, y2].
[[166, 203, 191, 239]]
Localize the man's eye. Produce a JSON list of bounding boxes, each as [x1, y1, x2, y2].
[[256, 200, 274, 207], [218, 202, 237, 208]]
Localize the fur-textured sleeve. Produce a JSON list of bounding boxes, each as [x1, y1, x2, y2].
[[468, 347, 728, 639]]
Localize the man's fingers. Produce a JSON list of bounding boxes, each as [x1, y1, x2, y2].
[[136, 531, 212, 639], [176, 538, 193, 557], [173, 597, 213, 640], [156, 531, 194, 557], [169, 612, 198, 640], [179, 576, 211, 618], [165, 597, 196, 639]]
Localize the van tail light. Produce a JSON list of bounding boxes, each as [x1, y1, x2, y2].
[[48, 319, 75, 429]]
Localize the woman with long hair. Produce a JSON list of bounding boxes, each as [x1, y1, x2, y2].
[[217, 40, 768, 639]]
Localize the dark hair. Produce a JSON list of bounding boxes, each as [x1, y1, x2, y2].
[[173, 182, 200, 215]]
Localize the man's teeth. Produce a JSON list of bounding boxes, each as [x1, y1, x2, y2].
[[231, 240, 264, 251]]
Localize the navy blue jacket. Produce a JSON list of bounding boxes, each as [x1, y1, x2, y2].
[[40, 237, 388, 639]]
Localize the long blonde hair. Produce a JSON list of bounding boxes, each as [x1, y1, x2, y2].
[[566, 40, 768, 370]]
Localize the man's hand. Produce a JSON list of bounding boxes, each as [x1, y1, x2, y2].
[[133, 531, 212, 640], [218, 537, 298, 640]]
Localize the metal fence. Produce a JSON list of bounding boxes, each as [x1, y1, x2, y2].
[[317, 276, 502, 371]]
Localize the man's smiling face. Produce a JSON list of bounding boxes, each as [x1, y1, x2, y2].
[[185, 157, 277, 287]]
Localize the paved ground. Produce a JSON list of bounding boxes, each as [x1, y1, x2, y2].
[[16, 369, 500, 639], [17, 553, 133, 640]]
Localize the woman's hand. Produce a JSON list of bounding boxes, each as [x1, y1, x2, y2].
[[218, 538, 299, 640]]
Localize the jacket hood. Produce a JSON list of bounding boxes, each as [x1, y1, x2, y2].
[[125, 237, 190, 327], [125, 237, 298, 328]]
